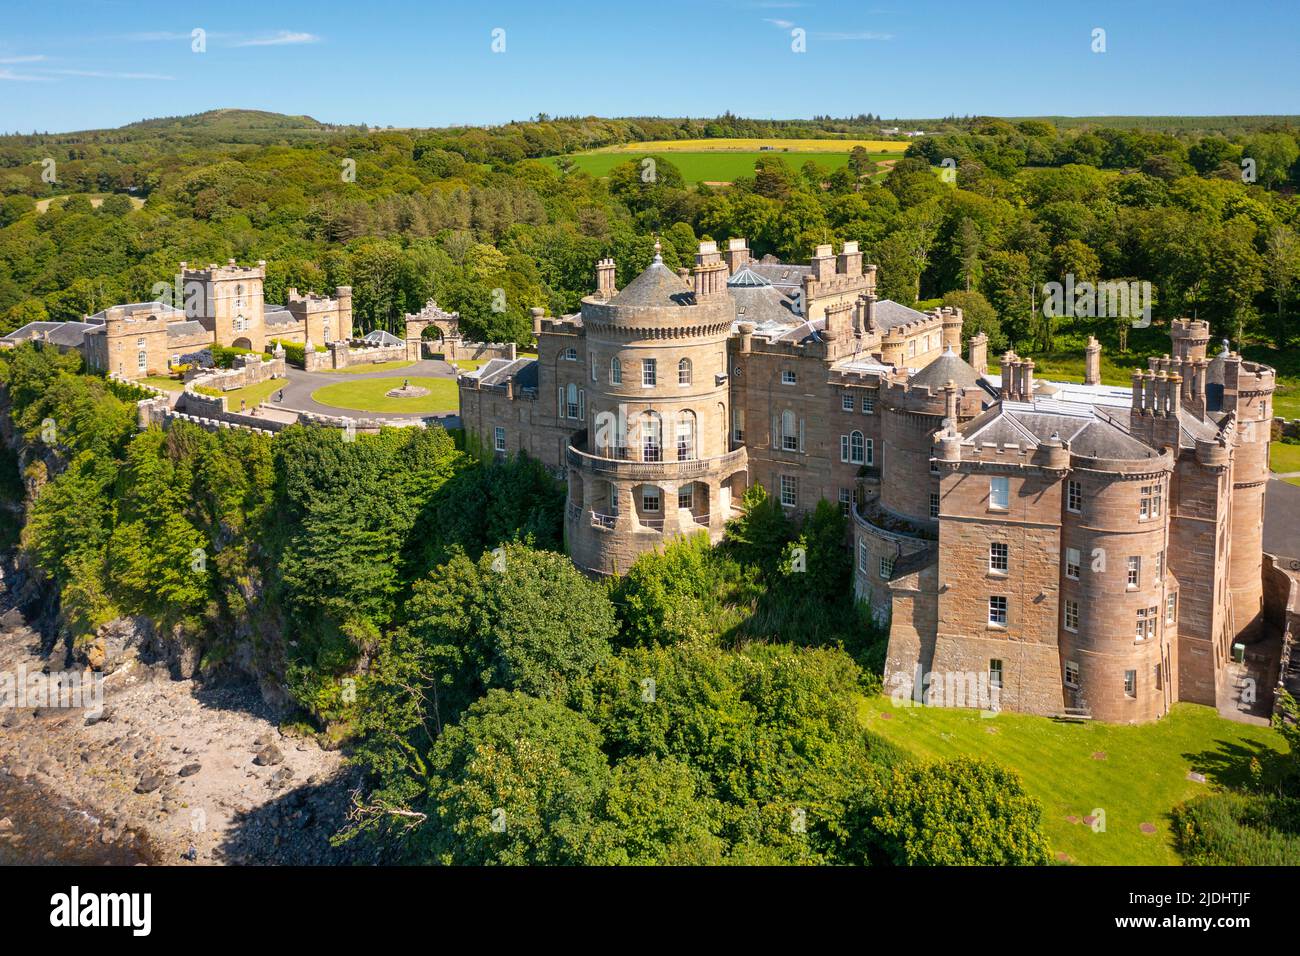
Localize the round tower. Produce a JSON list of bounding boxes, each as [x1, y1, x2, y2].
[[1058, 450, 1175, 723], [565, 244, 747, 575]]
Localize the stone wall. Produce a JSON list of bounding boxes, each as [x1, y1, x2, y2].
[[435, 338, 518, 363]]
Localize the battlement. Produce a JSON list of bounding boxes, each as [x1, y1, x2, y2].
[[180, 258, 267, 281]]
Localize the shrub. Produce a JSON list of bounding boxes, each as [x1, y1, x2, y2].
[[1173, 792, 1300, 865]]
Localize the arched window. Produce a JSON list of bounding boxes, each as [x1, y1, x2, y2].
[[678, 358, 692, 386], [781, 410, 798, 452], [641, 412, 662, 462], [610, 357, 622, 385], [562, 347, 578, 361], [850, 430, 865, 465], [676, 411, 696, 461]]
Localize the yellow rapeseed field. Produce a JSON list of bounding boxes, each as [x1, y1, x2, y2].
[[598, 138, 910, 154]]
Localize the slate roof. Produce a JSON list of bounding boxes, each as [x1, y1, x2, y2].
[[471, 357, 538, 390], [961, 398, 1158, 460], [87, 302, 183, 321], [361, 329, 403, 347], [166, 320, 209, 341], [906, 346, 985, 390], [608, 259, 694, 308], [2, 321, 99, 349], [264, 306, 298, 328], [873, 300, 930, 331], [748, 256, 809, 292]]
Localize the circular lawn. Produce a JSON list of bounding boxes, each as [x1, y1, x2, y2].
[[309, 376, 459, 414]]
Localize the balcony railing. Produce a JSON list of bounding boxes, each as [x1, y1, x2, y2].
[[591, 511, 617, 531], [567, 443, 747, 481]]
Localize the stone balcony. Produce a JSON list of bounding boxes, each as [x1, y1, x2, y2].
[[566, 441, 747, 482]]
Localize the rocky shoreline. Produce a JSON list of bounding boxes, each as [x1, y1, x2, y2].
[[0, 583, 378, 866]]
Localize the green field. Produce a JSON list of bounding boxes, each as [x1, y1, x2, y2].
[[196, 376, 284, 410], [310, 376, 458, 414], [319, 360, 414, 374], [859, 697, 1286, 865], [543, 150, 898, 184], [1271, 441, 1300, 473]]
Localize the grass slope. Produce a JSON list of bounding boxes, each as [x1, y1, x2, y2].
[[318, 360, 414, 374], [310, 375, 458, 413], [859, 697, 1286, 865]]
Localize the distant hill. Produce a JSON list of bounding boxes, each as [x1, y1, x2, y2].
[[119, 108, 329, 132]]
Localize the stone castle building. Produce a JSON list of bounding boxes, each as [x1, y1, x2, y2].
[[2, 260, 352, 379], [460, 241, 1277, 724]]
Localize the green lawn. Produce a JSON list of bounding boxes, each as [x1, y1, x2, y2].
[[140, 375, 184, 392], [319, 360, 414, 374], [1271, 441, 1300, 473], [196, 376, 285, 410], [452, 359, 485, 371], [310, 375, 458, 413], [859, 697, 1286, 865], [541, 150, 898, 184]]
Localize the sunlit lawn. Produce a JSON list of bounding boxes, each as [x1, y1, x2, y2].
[[1270, 441, 1300, 473], [140, 375, 183, 391], [319, 360, 414, 374], [858, 697, 1286, 866], [310, 375, 458, 413], [196, 376, 285, 410]]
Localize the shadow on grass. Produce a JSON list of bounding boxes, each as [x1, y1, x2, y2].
[[1181, 735, 1286, 789]]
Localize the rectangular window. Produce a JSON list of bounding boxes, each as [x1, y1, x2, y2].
[[879, 555, 894, 579], [930, 493, 941, 519], [493, 426, 506, 452], [989, 541, 1008, 572], [678, 486, 693, 510], [1135, 607, 1157, 641], [779, 475, 797, 508], [1124, 670, 1137, 698], [842, 393, 854, 412], [930, 460, 940, 475], [989, 659, 1003, 689], [733, 407, 744, 443], [861, 395, 876, 414], [642, 358, 656, 386], [858, 540, 869, 572], [591, 355, 598, 382], [642, 488, 660, 513], [908, 339, 917, 357], [839, 488, 851, 516], [840, 435, 850, 463], [1166, 592, 1177, 625], [1139, 484, 1162, 520], [865, 438, 874, 466], [781, 370, 796, 385], [137, 350, 147, 372], [1156, 550, 1164, 580], [1067, 480, 1083, 514], [1066, 547, 1081, 580], [1064, 599, 1079, 632], [989, 476, 1009, 511], [1127, 556, 1141, 589], [611, 359, 622, 385], [988, 595, 1008, 626], [1065, 661, 1079, 688]]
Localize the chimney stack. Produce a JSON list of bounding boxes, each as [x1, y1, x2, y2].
[[810, 244, 835, 282], [837, 241, 863, 278], [1084, 336, 1101, 386], [722, 237, 750, 274], [968, 331, 988, 376], [595, 258, 617, 299], [692, 241, 726, 298]]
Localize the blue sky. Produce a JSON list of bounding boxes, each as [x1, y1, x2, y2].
[[2, 0, 1298, 132]]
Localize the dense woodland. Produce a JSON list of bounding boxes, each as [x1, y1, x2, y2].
[[1, 110, 1297, 864]]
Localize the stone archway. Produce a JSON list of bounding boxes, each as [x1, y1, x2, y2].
[[232, 337, 253, 351], [404, 299, 460, 360]]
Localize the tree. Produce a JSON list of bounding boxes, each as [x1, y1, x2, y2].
[[1242, 133, 1299, 189], [1263, 225, 1300, 347], [413, 691, 611, 865], [860, 757, 1052, 865], [941, 290, 1002, 351]]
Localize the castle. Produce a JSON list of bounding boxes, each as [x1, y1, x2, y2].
[[459, 240, 1277, 724], [1, 260, 353, 379]]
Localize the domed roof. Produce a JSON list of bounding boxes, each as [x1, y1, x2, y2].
[[906, 345, 984, 390], [726, 267, 771, 288], [608, 254, 694, 308]]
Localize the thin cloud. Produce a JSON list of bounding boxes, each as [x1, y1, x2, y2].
[[0, 55, 47, 64], [0, 69, 49, 81], [764, 18, 796, 29], [45, 69, 174, 80], [234, 31, 321, 47]]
